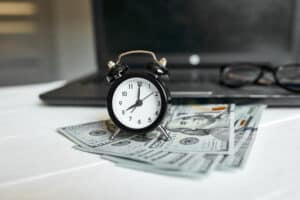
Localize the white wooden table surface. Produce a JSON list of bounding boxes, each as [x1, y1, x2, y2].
[[1, 81, 300, 200]]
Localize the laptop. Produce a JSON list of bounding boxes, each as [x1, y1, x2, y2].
[[40, 0, 300, 107]]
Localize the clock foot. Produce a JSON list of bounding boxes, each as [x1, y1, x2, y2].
[[110, 128, 121, 140], [157, 125, 171, 141]]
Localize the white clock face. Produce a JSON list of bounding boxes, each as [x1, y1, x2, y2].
[[112, 77, 162, 129]]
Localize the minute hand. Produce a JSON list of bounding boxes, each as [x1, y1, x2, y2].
[[141, 92, 154, 101]]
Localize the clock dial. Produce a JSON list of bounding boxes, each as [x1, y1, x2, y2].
[[112, 77, 162, 129]]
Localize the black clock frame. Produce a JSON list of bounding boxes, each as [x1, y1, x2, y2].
[[106, 72, 169, 134]]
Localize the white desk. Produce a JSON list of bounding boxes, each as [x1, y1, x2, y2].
[[1, 82, 300, 200]]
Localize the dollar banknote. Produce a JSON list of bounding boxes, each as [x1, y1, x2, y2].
[[58, 104, 265, 178], [101, 154, 222, 178], [217, 105, 266, 170], [147, 104, 235, 154], [72, 134, 155, 162], [59, 104, 235, 154], [74, 144, 221, 174], [57, 120, 132, 148], [100, 155, 207, 178]]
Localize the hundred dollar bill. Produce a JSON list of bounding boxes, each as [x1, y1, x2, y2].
[[219, 121, 263, 169], [58, 104, 265, 177], [72, 125, 223, 174], [228, 129, 257, 168], [123, 149, 221, 174], [147, 104, 235, 154], [69, 104, 234, 172], [58, 104, 235, 156], [57, 120, 133, 148], [232, 128, 259, 168], [218, 105, 266, 169], [100, 155, 205, 178], [183, 104, 266, 170], [226, 105, 263, 152], [101, 154, 222, 178], [72, 134, 155, 162], [186, 105, 265, 172], [74, 144, 220, 175]]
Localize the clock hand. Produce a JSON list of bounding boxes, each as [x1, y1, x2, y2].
[[126, 84, 143, 112], [126, 102, 138, 111], [137, 83, 141, 101], [130, 106, 137, 113], [126, 99, 143, 112], [129, 92, 153, 113], [127, 92, 154, 113], [141, 92, 154, 101]]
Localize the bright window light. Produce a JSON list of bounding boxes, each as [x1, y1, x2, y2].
[[0, 2, 36, 16], [0, 21, 36, 34]]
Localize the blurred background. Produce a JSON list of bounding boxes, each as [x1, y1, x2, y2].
[[0, 0, 299, 86], [0, 0, 96, 86]]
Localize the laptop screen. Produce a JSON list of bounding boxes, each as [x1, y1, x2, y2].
[[94, 0, 297, 64]]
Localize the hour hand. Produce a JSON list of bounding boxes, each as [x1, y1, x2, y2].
[[126, 102, 138, 111]]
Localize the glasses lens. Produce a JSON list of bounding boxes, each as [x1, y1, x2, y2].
[[276, 64, 300, 92], [221, 64, 261, 86]]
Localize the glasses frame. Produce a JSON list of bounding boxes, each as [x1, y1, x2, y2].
[[220, 63, 300, 93]]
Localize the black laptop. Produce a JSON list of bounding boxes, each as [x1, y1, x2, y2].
[[40, 0, 300, 107]]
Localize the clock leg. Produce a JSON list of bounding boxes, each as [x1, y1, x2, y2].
[[110, 128, 121, 140], [157, 125, 171, 141]]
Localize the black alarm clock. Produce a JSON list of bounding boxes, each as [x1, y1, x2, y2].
[[106, 50, 171, 140]]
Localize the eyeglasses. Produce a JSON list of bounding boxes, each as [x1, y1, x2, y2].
[[220, 63, 300, 92]]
